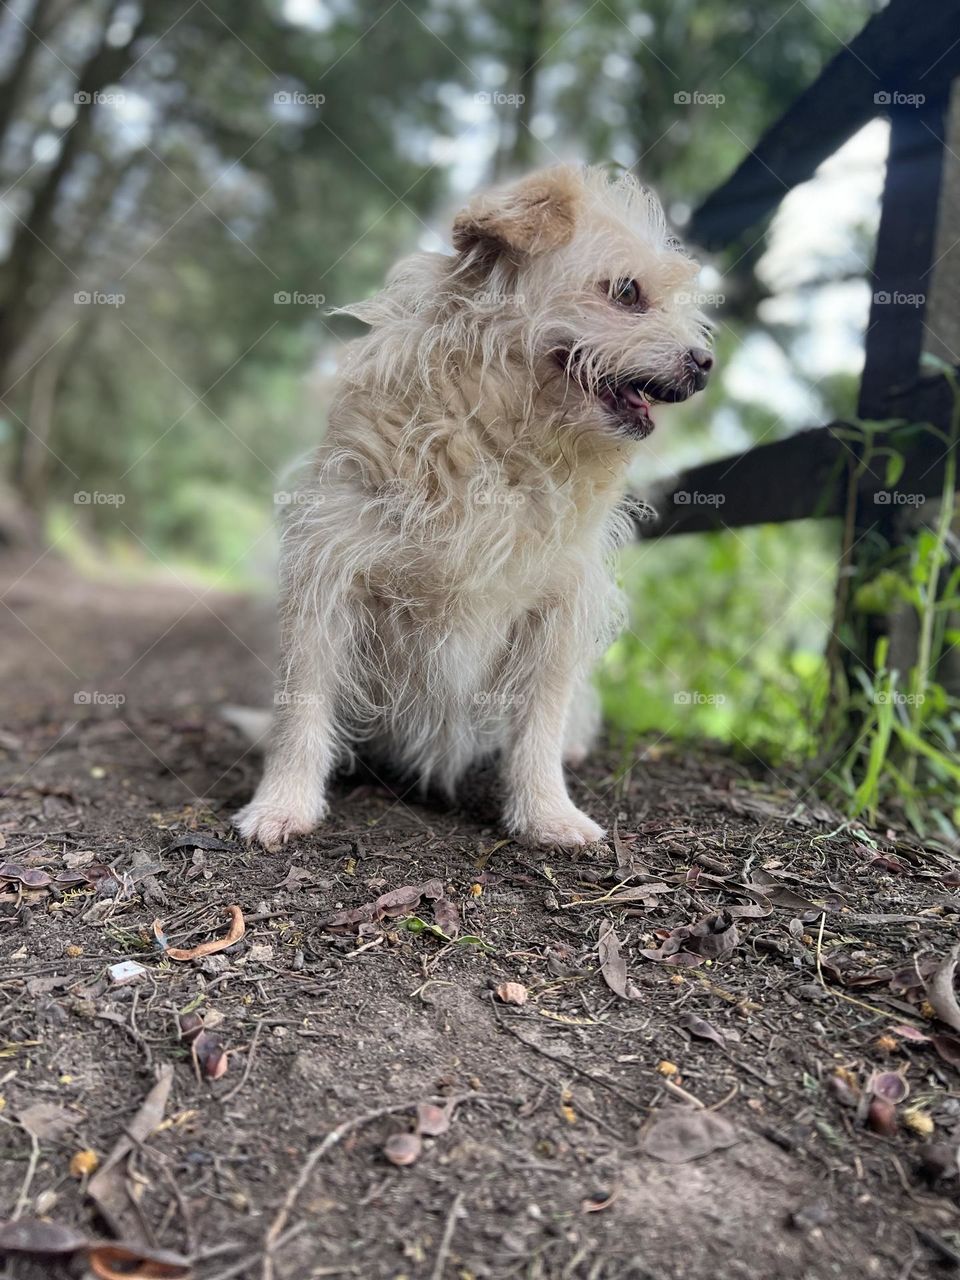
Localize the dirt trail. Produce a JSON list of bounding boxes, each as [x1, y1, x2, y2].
[[1, 554, 959, 1279]]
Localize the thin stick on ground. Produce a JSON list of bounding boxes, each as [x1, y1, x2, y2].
[[661, 1077, 705, 1109], [430, 1191, 464, 1280], [262, 1101, 413, 1279], [494, 1008, 645, 1110], [220, 1018, 264, 1105], [12, 1128, 40, 1220], [262, 1095, 504, 1280]]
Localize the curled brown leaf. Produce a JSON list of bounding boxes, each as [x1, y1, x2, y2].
[[433, 897, 460, 939], [923, 944, 960, 1034], [88, 1243, 192, 1279], [322, 880, 446, 933], [154, 905, 245, 961], [641, 911, 740, 967]]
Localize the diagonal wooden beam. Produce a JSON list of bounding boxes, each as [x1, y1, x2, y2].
[[636, 398, 959, 539], [687, 0, 960, 251]]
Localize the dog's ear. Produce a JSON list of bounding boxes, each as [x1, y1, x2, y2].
[[452, 167, 580, 261]]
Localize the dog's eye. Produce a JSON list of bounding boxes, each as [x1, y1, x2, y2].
[[609, 279, 645, 310]]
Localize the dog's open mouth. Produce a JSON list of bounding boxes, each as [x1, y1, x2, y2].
[[554, 351, 659, 440], [596, 379, 655, 439]]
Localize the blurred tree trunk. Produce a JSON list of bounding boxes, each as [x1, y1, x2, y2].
[[17, 332, 76, 515], [493, 0, 545, 177], [0, 0, 143, 394], [0, 0, 67, 152]]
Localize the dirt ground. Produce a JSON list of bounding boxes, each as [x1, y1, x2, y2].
[[1, 551, 959, 1280]]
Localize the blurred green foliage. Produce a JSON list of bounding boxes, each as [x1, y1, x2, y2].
[[601, 522, 833, 762]]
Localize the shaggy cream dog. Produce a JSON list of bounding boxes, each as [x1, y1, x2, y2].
[[235, 164, 712, 850]]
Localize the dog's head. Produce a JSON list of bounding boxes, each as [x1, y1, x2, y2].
[[452, 165, 712, 440]]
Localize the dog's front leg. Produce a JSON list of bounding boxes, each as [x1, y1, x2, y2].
[[502, 648, 605, 849], [234, 618, 341, 850]]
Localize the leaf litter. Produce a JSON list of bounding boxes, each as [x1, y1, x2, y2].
[[640, 910, 740, 967], [322, 878, 445, 932], [0, 1219, 190, 1278]]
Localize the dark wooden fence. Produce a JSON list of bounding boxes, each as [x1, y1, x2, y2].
[[640, 0, 960, 545]]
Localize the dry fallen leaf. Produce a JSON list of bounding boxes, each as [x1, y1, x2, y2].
[[18, 1103, 78, 1140], [931, 1033, 960, 1070], [322, 880, 445, 933], [923, 945, 960, 1034], [0, 1218, 87, 1256], [164, 832, 236, 855], [276, 865, 315, 891], [87, 1242, 191, 1278], [888, 1024, 930, 1043], [679, 1012, 731, 1047], [642, 1109, 740, 1163], [88, 1066, 174, 1241], [640, 912, 740, 967], [495, 982, 528, 1006], [433, 897, 461, 939], [153, 905, 244, 961], [598, 920, 640, 999], [0, 1218, 190, 1278], [415, 1102, 451, 1137], [0, 862, 52, 888]]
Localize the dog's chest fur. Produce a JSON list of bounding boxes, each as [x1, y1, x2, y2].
[[284, 415, 628, 787]]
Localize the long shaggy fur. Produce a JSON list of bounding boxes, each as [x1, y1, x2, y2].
[[236, 164, 710, 850]]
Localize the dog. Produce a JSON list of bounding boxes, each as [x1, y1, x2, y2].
[[235, 164, 711, 850]]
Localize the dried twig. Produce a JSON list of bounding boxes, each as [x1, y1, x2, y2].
[[493, 1008, 644, 1109], [219, 1018, 264, 1105], [430, 1191, 464, 1280], [262, 1094, 502, 1280], [12, 1127, 40, 1220], [661, 1078, 705, 1109]]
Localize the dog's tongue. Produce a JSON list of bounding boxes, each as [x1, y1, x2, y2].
[[596, 380, 654, 436], [621, 383, 647, 410]]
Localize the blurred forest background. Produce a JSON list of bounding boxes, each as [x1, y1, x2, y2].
[[0, 0, 883, 760]]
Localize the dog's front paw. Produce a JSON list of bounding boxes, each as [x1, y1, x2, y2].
[[511, 804, 605, 849], [233, 797, 326, 851]]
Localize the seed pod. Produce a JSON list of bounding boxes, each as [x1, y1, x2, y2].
[[384, 1132, 422, 1166], [867, 1098, 897, 1136]]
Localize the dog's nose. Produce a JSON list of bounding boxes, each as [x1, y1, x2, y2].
[[686, 347, 713, 390]]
